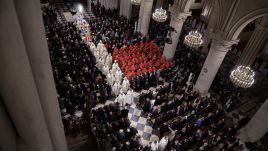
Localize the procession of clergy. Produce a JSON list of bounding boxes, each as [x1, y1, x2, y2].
[[74, 6, 173, 150], [41, 1, 247, 150]]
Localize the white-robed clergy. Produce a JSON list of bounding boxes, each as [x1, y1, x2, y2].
[[102, 65, 109, 76], [126, 89, 134, 105], [89, 42, 96, 51], [107, 71, 115, 86], [112, 81, 121, 96], [105, 54, 113, 69], [158, 136, 168, 151], [97, 40, 104, 50], [115, 69, 122, 82], [122, 77, 130, 93], [111, 61, 119, 75], [186, 72, 193, 86], [151, 141, 159, 151], [117, 91, 126, 107]]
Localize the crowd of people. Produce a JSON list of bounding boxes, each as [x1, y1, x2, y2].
[[40, 1, 257, 150], [90, 3, 143, 53], [136, 73, 242, 151], [42, 5, 115, 135], [113, 42, 172, 79], [91, 103, 142, 150]]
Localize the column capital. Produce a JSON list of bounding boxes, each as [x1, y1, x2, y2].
[[211, 33, 239, 52]]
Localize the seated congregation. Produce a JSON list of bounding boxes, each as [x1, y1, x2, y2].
[[41, 1, 250, 151]]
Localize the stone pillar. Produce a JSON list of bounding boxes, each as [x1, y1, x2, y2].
[[104, 0, 108, 9], [194, 34, 238, 95], [0, 0, 54, 151], [201, 0, 217, 54], [14, 0, 68, 151], [236, 17, 268, 66], [163, 12, 190, 60], [88, 0, 92, 11], [125, 0, 132, 19], [137, 0, 154, 36], [200, 0, 213, 23], [111, 0, 118, 9], [239, 98, 268, 142], [0, 100, 17, 151], [119, 0, 124, 16]]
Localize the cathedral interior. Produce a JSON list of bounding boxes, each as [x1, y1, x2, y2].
[[1, 0, 268, 151]]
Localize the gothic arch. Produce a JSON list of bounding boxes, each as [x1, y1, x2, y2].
[[227, 8, 268, 40]]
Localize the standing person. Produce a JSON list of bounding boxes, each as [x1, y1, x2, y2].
[[158, 136, 168, 151]]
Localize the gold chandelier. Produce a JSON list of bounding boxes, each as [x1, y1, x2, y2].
[[184, 30, 203, 49], [131, 0, 141, 5], [230, 66, 255, 88], [152, 7, 167, 22]]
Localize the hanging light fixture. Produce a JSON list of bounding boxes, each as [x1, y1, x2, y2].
[[230, 66, 255, 88], [131, 0, 141, 5], [184, 30, 203, 49], [152, 7, 168, 22]]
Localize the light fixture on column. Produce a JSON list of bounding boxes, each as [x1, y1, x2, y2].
[[152, 7, 167, 22], [230, 66, 255, 88], [131, 0, 141, 5], [184, 30, 203, 49]]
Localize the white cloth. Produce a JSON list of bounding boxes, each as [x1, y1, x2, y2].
[[115, 70, 122, 82], [126, 90, 134, 105], [158, 137, 168, 151], [112, 62, 119, 75], [117, 93, 125, 107], [105, 54, 112, 69], [102, 65, 109, 76], [107, 72, 114, 86], [122, 93, 127, 107], [151, 141, 159, 151], [74, 111, 83, 118], [112, 82, 121, 96], [122, 78, 130, 93], [186, 72, 193, 85]]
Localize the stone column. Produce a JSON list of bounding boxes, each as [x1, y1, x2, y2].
[[201, 0, 217, 53], [14, 0, 68, 151], [119, 0, 124, 16], [0, 100, 17, 151], [111, 0, 118, 9], [163, 12, 190, 60], [0, 0, 54, 151], [137, 0, 154, 36], [194, 34, 238, 95], [236, 17, 268, 66], [239, 98, 268, 142], [200, 0, 213, 23], [125, 0, 132, 19], [88, 0, 92, 11], [104, 0, 108, 9]]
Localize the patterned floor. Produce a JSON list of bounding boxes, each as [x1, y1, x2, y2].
[[55, 1, 163, 146], [128, 104, 160, 146]]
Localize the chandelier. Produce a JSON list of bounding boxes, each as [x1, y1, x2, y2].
[[131, 0, 141, 5], [184, 30, 203, 49], [230, 66, 255, 88], [152, 7, 168, 22]]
